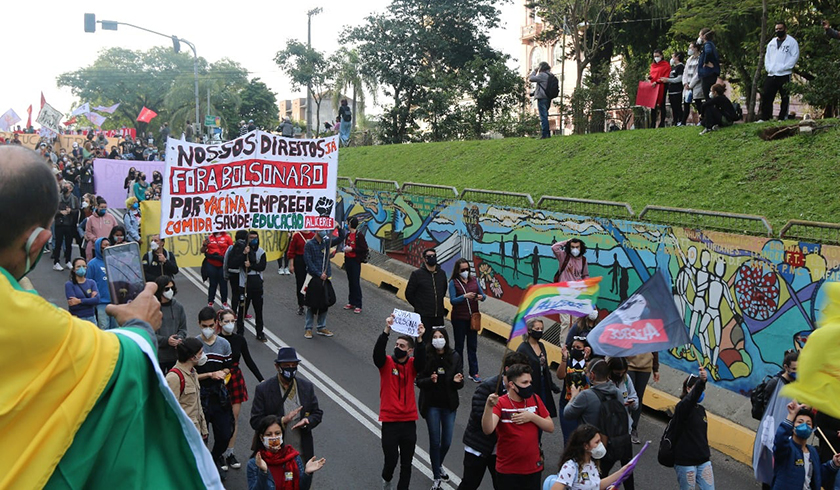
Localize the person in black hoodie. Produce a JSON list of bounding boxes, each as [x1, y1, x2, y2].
[[457, 351, 529, 490], [516, 319, 561, 426], [672, 366, 714, 490], [659, 52, 686, 126], [417, 327, 464, 488], [405, 247, 448, 344], [153, 275, 187, 372], [699, 83, 737, 134], [52, 181, 79, 270]]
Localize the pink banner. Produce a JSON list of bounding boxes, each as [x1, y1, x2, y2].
[[93, 158, 164, 208]]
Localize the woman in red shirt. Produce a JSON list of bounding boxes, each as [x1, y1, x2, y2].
[[287, 229, 315, 315], [201, 231, 233, 307], [649, 49, 673, 128], [342, 217, 368, 314]]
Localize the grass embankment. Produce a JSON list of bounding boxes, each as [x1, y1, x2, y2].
[[338, 121, 840, 230]]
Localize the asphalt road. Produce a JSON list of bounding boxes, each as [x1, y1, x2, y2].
[[33, 232, 761, 489]]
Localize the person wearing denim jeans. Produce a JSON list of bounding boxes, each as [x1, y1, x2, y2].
[[528, 61, 553, 139], [201, 232, 233, 308], [672, 366, 715, 490], [417, 328, 463, 488], [448, 258, 485, 382]]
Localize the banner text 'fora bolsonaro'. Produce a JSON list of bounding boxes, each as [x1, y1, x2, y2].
[[160, 131, 338, 238]]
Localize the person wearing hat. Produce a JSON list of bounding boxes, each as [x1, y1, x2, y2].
[[239, 120, 248, 137], [124, 196, 141, 243], [250, 346, 323, 463], [165, 337, 209, 440], [247, 120, 257, 132]]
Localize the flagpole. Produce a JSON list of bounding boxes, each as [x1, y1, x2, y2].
[[817, 427, 838, 454]]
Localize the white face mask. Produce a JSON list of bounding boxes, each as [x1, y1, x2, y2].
[[588, 310, 598, 321], [262, 435, 283, 451], [571, 248, 581, 257], [195, 353, 208, 366], [201, 327, 215, 339], [150, 241, 159, 251], [654, 56, 662, 63], [590, 442, 607, 459], [688, 48, 696, 56], [432, 338, 446, 350], [697, 37, 704, 45], [163, 289, 175, 301], [222, 322, 235, 335], [459, 271, 469, 280]]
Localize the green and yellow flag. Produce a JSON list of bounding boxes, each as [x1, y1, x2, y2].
[[781, 282, 840, 419]]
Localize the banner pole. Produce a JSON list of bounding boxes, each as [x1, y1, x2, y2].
[[817, 426, 838, 455]]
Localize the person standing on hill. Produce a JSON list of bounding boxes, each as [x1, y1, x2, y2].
[[697, 29, 721, 101], [760, 22, 799, 122], [660, 52, 686, 126], [649, 50, 672, 128], [528, 61, 553, 139]]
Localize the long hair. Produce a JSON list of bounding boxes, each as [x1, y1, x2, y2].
[[69, 257, 86, 283], [250, 415, 287, 458], [521, 318, 544, 342], [450, 258, 471, 282], [426, 327, 454, 370], [558, 424, 601, 473]]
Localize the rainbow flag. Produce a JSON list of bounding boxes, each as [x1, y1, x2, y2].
[[509, 277, 602, 341]]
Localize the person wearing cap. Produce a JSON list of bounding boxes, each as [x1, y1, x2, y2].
[[165, 337, 209, 440], [250, 347, 323, 463]]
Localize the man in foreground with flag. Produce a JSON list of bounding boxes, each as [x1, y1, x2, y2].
[[0, 146, 222, 488]]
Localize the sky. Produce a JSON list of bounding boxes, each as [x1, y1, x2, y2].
[[3, 0, 524, 126]]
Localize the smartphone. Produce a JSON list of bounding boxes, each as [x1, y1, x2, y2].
[[103, 242, 146, 305]]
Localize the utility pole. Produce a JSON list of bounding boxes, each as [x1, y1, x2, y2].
[[560, 15, 567, 135], [306, 7, 322, 138]]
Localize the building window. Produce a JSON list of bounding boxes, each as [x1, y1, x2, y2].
[[530, 46, 544, 71]]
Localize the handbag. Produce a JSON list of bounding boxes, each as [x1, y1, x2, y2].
[[456, 279, 482, 332]]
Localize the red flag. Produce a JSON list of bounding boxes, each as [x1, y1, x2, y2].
[[63, 117, 77, 126], [136, 106, 158, 123], [40, 92, 46, 109], [26, 105, 32, 128]]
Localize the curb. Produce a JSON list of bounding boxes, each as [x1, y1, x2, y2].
[[338, 254, 757, 466]]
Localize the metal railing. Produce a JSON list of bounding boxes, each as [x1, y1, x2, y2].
[[354, 178, 400, 192], [400, 182, 459, 198], [460, 188, 534, 208], [336, 176, 354, 190], [639, 205, 773, 236], [780, 220, 840, 245], [538, 196, 634, 219]]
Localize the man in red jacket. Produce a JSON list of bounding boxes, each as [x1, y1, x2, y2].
[[374, 315, 426, 490]]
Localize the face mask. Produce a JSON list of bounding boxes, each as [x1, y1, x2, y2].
[[81, 201, 89, 209], [20, 227, 45, 280], [788, 371, 797, 381], [425, 255, 437, 266], [670, 59, 676, 66], [250, 239, 259, 247], [63, 187, 71, 194], [115, 236, 125, 243], [529, 330, 543, 340], [132, 203, 139, 210], [688, 48, 696, 56], [280, 366, 297, 380], [590, 442, 607, 460], [150, 241, 159, 251], [794, 423, 813, 439], [570, 348, 585, 361], [697, 37, 704, 45], [697, 393, 705, 404], [201, 327, 215, 339], [571, 248, 581, 257], [393, 347, 408, 360], [96, 209, 106, 217], [514, 383, 534, 399], [654, 56, 662, 63], [776, 30, 785, 38], [221, 322, 235, 334], [588, 310, 598, 321], [75, 266, 87, 277], [196, 353, 208, 366], [459, 271, 469, 280], [610, 372, 623, 383], [263, 435, 283, 451], [163, 289, 175, 301], [432, 338, 446, 350]]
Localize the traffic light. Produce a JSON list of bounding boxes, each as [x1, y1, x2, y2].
[[172, 35, 181, 53], [84, 13, 96, 33]]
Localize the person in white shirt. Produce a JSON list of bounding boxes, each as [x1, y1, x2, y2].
[[760, 21, 799, 121], [550, 424, 632, 490]]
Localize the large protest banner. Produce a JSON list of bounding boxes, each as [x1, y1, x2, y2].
[[0, 131, 125, 152], [140, 200, 289, 267], [93, 158, 164, 206], [160, 131, 339, 238]]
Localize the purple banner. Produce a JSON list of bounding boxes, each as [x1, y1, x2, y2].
[[93, 158, 164, 208]]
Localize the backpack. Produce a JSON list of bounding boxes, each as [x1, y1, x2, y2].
[[732, 102, 743, 121], [750, 374, 777, 420], [594, 389, 632, 461], [545, 73, 560, 99], [657, 414, 680, 467], [169, 367, 186, 396]]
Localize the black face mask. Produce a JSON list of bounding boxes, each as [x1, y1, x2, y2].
[[393, 347, 408, 360], [776, 30, 786, 38], [570, 348, 585, 361], [425, 255, 437, 266], [529, 330, 543, 341], [514, 383, 534, 399], [279, 366, 297, 380], [610, 372, 623, 383]]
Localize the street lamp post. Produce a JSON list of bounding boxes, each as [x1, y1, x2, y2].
[[306, 7, 322, 138], [84, 14, 199, 137]]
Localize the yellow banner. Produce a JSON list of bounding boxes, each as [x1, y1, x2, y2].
[[140, 200, 288, 268], [0, 131, 125, 152]]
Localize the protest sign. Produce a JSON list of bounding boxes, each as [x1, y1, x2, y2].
[[139, 200, 289, 267], [36, 103, 63, 133], [0, 132, 125, 152], [636, 81, 658, 109], [160, 130, 339, 238], [0, 109, 21, 132], [611, 441, 649, 488], [93, 159, 164, 206], [391, 308, 421, 337]]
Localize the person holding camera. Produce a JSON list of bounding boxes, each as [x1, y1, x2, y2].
[[528, 61, 553, 139], [557, 335, 592, 444], [154, 275, 187, 372], [516, 319, 561, 433]]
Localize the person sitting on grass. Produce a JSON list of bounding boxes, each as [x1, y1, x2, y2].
[[699, 83, 737, 135]]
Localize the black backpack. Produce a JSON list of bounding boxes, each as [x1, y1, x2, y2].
[[732, 102, 743, 121], [750, 374, 777, 420], [658, 414, 680, 467], [545, 73, 560, 99], [594, 389, 632, 461]]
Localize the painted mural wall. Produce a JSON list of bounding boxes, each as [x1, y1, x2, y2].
[[337, 186, 840, 397]]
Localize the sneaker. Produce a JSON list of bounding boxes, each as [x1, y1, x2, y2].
[[304, 330, 313, 339], [278, 269, 284, 275], [343, 304, 353, 310], [245, 313, 253, 319], [218, 456, 229, 472], [631, 429, 641, 444], [65, 261, 73, 269], [226, 453, 241, 469], [284, 268, 291, 275], [256, 333, 267, 342], [469, 374, 482, 383], [222, 302, 229, 309], [383, 479, 394, 490], [297, 306, 305, 315], [699, 128, 711, 135], [711, 124, 719, 131], [208, 302, 214, 307], [431, 479, 442, 490], [439, 469, 449, 481], [317, 328, 334, 337], [53, 263, 64, 271], [755, 119, 765, 123], [354, 308, 362, 314]]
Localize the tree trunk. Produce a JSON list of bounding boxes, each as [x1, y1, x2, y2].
[[748, 0, 767, 122], [352, 86, 357, 130]]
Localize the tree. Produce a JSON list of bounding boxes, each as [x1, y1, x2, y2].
[[459, 55, 531, 138], [239, 78, 280, 133], [275, 40, 330, 137], [329, 48, 377, 130]]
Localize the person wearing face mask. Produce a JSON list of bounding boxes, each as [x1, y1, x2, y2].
[[201, 231, 234, 308], [342, 217, 369, 313], [64, 257, 99, 323], [648, 49, 672, 128], [550, 424, 633, 490], [760, 21, 799, 122], [143, 234, 179, 282], [86, 237, 117, 330], [697, 28, 721, 103], [670, 366, 714, 490], [481, 363, 554, 489], [551, 239, 590, 337], [195, 306, 234, 481], [217, 309, 265, 471], [237, 230, 268, 341], [52, 182, 79, 271], [599, 357, 638, 488], [565, 311, 601, 355], [247, 415, 326, 490], [251, 347, 323, 467], [449, 258, 486, 383], [76, 194, 95, 257], [84, 197, 115, 260], [557, 336, 593, 444], [770, 401, 840, 490], [374, 315, 426, 490], [406, 247, 449, 345], [79, 159, 94, 196], [165, 338, 209, 441], [133, 172, 150, 202], [124, 167, 137, 197], [417, 328, 464, 488], [683, 42, 705, 125], [757, 350, 798, 420], [124, 196, 141, 243], [302, 227, 344, 340], [153, 275, 187, 372], [516, 319, 561, 428], [659, 52, 685, 126]]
